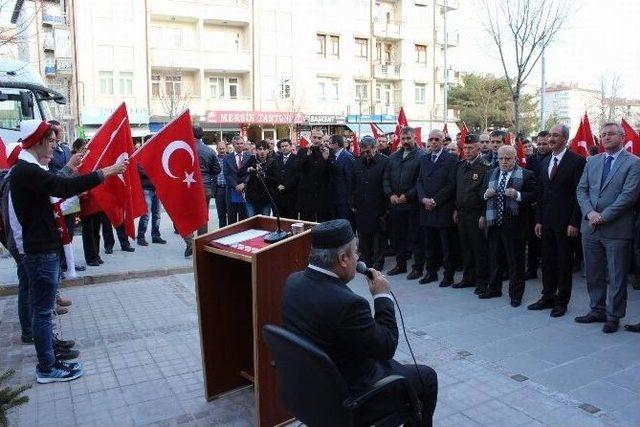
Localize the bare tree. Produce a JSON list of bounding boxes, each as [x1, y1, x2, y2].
[[276, 79, 306, 143], [598, 72, 624, 125], [153, 68, 191, 120], [481, 0, 571, 133], [0, 0, 44, 55]]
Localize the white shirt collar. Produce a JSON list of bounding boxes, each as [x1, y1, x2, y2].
[[308, 264, 340, 279], [606, 148, 624, 160], [336, 148, 344, 158], [552, 147, 568, 162], [431, 148, 444, 158]]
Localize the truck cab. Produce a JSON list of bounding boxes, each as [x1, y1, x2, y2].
[[0, 59, 66, 143]]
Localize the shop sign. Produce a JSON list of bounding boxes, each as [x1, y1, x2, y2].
[[305, 115, 344, 125], [206, 110, 305, 124]]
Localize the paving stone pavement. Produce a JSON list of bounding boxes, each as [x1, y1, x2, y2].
[[1, 261, 638, 426]]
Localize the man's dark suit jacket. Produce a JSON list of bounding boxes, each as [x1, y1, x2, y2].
[[485, 167, 538, 238], [270, 153, 299, 213], [416, 150, 457, 227], [223, 151, 253, 190], [333, 149, 356, 208], [281, 267, 398, 392], [536, 150, 586, 232]]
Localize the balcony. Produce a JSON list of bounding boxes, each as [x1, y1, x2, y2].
[[435, 66, 460, 85], [435, 0, 459, 11], [43, 34, 55, 51], [150, 47, 251, 73], [56, 57, 72, 74], [44, 64, 56, 76], [374, 63, 402, 80], [436, 30, 459, 47], [373, 20, 402, 40], [151, 0, 250, 26]]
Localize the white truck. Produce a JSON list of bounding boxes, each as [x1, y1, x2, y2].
[[0, 59, 66, 143]]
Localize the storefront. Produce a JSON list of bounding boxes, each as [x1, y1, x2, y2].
[[81, 106, 150, 141], [202, 110, 305, 144], [300, 114, 347, 136]]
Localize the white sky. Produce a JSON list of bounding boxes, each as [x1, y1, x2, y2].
[[449, 0, 640, 98]]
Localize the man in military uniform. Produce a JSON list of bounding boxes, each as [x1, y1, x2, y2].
[[453, 133, 491, 295]]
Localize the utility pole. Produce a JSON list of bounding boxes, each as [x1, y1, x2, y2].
[[443, 0, 449, 124], [539, 46, 546, 131]]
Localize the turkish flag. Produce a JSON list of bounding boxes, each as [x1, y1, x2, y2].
[[0, 137, 7, 169], [414, 127, 423, 149], [583, 113, 596, 149], [391, 107, 408, 152], [79, 103, 127, 174], [351, 133, 360, 157], [370, 123, 381, 139], [90, 117, 146, 238], [622, 118, 640, 155], [135, 110, 207, 237], [516, 140, 526, 167], [298, 135, 310, 149], [570, 118, 589, 158]]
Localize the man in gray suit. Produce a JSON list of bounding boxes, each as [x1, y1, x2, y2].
[[575, 122, 640, 333]]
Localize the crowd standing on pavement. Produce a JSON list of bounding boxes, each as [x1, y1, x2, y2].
[[1, 117, 640, 386]]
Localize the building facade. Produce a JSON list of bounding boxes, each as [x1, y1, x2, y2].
[[11, 0, 460, 143], [543, 83, 601, 135]]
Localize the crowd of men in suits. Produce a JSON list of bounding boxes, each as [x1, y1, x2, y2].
[[218, 122, 640, 334]]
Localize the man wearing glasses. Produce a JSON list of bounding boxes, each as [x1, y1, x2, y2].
[[383, 126, 426, 279]]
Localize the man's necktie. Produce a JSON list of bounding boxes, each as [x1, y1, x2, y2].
[[236, 153, 242, 169], [600, 155, 612, 189], [496, 172, 507, 226], [431, 154, 437, 163], [549, 157, 559, 180]]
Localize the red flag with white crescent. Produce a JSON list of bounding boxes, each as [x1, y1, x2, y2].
[[135, 110, 207, 237], [622, 118, 640, 156]]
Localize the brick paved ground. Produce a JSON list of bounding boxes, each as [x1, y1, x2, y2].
[[1, 265, 637, 426]]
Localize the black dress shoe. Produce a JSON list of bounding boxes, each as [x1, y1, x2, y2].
[[527, 298, 555, 310], [137, 238, 149, 246], [74, 265, 86, 272], [624, 322, 640, 333], [184, 246, 193, 257], [105, 247, 113, 254], [603, 320, 619, 333], [452, 281, 475, 289], [406, 269, 423, 280], [152, 236, 167, 244], [510, 299, 522, 307], [419, 272, 438, 285], [474, 285, 487, 295], [439, 278, 453, 288], [121, 246, 135, 252], [550, 306, 567, 317], [387, 265, 407, 276], [87, 260, 100, 267], [98, 258, 104, 264], [575, 313, 607, 323], [479, 290, 502, 299]]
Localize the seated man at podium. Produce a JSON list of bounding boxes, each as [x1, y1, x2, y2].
[[282, 219, 438, 427]]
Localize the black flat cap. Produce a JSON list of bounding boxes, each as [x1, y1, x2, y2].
[[465, 133, 480, 144], [310, 219, 355, 249]]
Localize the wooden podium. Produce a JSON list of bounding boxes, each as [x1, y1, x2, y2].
[[193, 215, 315, 426]]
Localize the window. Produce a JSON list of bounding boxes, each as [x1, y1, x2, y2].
[[228, 77, 238, 99], [165, 75, 182, 97], [99, 71, 114, 95], [317, 34, 326, 56], [376, 42, 382, 61], [355, 81, 368, 101], [415, 44, 427, 63], [166, 28, 183, 48], [209, 77, 224, 98], [377, 83, 392, 106], [384, 43, 393, 64], [355, 37, 368, 59], [330, 35, 339, 58], [415, 83, 426, 103], [119, 72, 133, 95], [151, 74, 160, 97], [280, 78, 291, 99], [317, 78, 339, 101]]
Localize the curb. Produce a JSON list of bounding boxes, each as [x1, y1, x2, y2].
[[0, 265, 193, 297]]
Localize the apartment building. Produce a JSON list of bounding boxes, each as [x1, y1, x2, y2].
[[9, 0, 76, 136], [543, 83, 601, 135], [10, 0, 460, 142]]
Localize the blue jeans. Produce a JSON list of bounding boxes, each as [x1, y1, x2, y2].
[[23, 251, 60, 370], [137, 189, 161, 239], [246, 202, 271, 217], [15, 254, 32, 338]]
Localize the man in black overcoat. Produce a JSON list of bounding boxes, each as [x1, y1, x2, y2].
[[270, 138, 299, 220], [296, 128, 334, 222]]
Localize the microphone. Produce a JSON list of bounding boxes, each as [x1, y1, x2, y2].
[[253, 161, 291, 243], [356, 261, 374, 279]]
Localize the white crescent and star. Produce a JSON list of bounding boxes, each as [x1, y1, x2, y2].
[[161, 140, 198, 188]]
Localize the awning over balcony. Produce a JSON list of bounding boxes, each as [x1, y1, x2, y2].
[[345, 123, 396, 134]]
